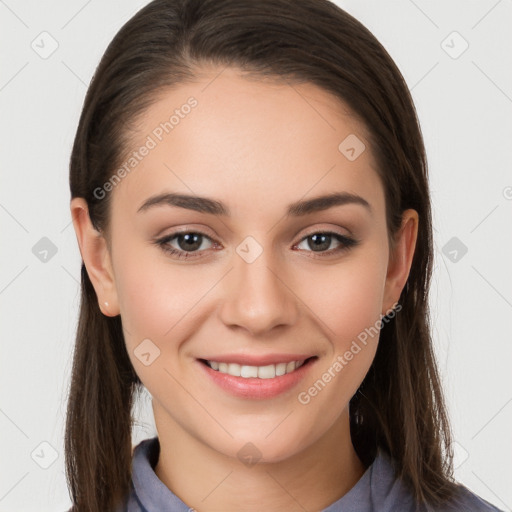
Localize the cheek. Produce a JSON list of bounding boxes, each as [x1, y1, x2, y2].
[[302, 248, 387, 347], [331, 267, 384, 342], [296, 247, 386, 396], [294, 261, 384, 433], [112, 241, 225, 401], [113, 242, 202, 341], [112, 248, 201, 399]]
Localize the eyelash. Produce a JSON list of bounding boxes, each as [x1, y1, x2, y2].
[[154, 229, 360, 260]]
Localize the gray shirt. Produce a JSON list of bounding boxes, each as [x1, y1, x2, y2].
[[115, 437, 504, 512]]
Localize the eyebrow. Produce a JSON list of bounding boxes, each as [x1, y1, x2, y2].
[[137, 191, 372, 217]]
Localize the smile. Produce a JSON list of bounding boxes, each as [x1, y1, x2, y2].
[[204, 359, 306, 379], [197, 356, 318, 399]]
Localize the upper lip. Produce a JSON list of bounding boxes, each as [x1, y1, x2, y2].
[[199, 354, 316, 366]]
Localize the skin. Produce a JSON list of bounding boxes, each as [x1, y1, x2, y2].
[[71, 66, 418, 511]]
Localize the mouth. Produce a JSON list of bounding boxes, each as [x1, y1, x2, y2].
[[197, 356, 318, 399], [199, 357, 316, 378]]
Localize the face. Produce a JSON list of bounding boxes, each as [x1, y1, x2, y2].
[[76, 66, 416, 463]]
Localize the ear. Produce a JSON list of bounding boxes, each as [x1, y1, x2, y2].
[[70, 197, 120, 316], [381, 209, 419, 315]]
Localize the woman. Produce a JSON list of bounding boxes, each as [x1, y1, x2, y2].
[[65, 0, 504, 510]]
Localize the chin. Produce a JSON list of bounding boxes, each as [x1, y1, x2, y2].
[[213, 429, 314, 466]]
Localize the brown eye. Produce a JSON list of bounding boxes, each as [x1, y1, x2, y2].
[[156, 231, 216, 259], [174, 233, 204, 252], [295, 232, 359, 256]]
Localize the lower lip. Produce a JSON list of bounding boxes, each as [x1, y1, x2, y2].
[[197, 358, 317, 400]]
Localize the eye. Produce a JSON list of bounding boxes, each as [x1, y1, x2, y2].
[[294, 231, 359, 257], [155, 229, 359, 261], [156, 231, 217, 260]]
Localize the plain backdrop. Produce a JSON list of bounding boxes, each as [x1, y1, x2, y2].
[[0, 1, 511, 510]]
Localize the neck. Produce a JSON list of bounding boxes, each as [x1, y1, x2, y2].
[[153, 404, 366, 512]]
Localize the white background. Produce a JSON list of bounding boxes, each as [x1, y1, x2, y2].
[[0, 1, 511, 510]]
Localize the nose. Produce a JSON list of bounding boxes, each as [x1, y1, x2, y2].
[[218, 247, 299, 336]]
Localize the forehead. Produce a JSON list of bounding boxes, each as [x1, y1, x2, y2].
[[110, 67, 384, 223]]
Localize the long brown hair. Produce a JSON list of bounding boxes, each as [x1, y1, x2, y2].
[[65, 0, 462, 510]]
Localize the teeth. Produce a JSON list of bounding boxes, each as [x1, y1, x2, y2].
[[207, 359, 306, 378], [240, 365, 258, 378], [258, 364, 275, 379], [275, 362, 287, 376], [228, 363, 241, 377]]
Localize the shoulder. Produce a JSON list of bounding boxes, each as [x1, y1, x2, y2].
[[433, 483, 506, 512], [367, 450, 505, 512]]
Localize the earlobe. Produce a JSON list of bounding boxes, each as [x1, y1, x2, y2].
[[70, 198, 120, 316], [382, 209, 419, 315]]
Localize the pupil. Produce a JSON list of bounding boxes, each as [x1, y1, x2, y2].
[[178, 233, 201, 251], [309, 234, 331, 252]]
